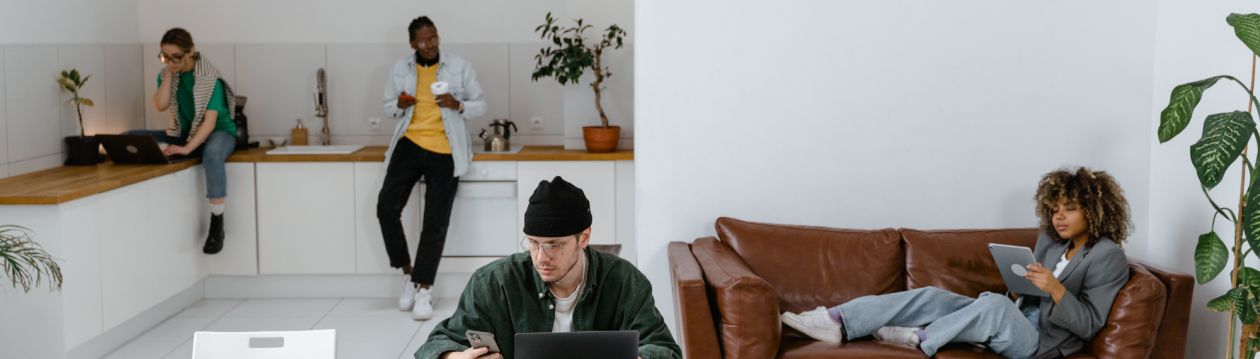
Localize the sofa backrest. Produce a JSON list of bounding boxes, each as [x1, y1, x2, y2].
[[1085, 260, 1168, 359], [901, 228, 1040, 297], [714, 217, 904, 314]]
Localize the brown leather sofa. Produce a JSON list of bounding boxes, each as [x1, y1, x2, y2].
[[668, 217, 1193, 359]]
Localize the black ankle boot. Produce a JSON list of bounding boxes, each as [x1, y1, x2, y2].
[[204, 213, 225, 254]]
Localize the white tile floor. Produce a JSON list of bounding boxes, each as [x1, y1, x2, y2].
[[98, 297, 459, 359]]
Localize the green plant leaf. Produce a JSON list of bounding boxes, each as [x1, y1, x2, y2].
[[56, 78, 75, 90], [1159, 76, 1230, 143], [80, 98, 93, 107], [1242, 267, 1260, 288], [1238, 287, 1258, 323], [1243, 173, 1260, 253], [1190, 111, 1255, 189], [1211, 289, 1240, 312], [1228, 13, 1260, 56], [69, 69, 80, 84], [79, 75, 91, 88], [1196, 232, 1231, 284]]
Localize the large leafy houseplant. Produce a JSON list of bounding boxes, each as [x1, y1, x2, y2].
[[532, 12, 627, 153], [1161, 13, 1260, 359], [0, 225, 61, 293]]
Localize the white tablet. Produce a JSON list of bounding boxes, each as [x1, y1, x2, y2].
[[989, 243, 1050, 297]]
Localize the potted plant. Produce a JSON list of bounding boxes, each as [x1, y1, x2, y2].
[[58, 69, 97, 166], [0, 225, 61, 293], [1158, 13, 1260, 359], [532, 13, 627, 153]]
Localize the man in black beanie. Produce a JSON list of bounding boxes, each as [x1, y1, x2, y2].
[[414, 176, 681, 359]]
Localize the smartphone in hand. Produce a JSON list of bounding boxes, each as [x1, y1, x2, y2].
[[466, 330, 500, 354]]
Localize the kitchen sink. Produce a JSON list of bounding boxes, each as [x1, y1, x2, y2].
[[266, 145, 365, 155]]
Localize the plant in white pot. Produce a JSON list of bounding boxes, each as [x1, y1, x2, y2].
[[58, 69, 98, 166], [532, 13, 627, 153], [0, 225, 62, 293]]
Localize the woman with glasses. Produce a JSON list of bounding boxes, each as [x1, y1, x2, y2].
[[378, 15, 487, 321], [125, 27, 238, 254]]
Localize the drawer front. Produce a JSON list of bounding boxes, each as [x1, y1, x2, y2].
[[462, 161, 516, 181], [444, 182, 520, 256]]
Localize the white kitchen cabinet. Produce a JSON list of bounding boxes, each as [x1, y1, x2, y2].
[[353, 162, 421, 274], [98, 167, 207, 330], [257, 162, 357, 274], [209, 163, 259, 275], [445, 182, 519, 256], [517, 162, 616, 244]]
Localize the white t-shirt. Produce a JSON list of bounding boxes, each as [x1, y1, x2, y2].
[[1053, 251, 1070, 278], [551, 251, 588, 332]]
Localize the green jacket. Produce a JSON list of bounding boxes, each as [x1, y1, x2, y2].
[[415, 247, 681, 359]]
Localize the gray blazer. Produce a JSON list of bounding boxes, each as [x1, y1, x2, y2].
[[1028, 232, 1129, 359]]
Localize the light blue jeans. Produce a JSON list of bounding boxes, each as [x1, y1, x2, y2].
[[123, 129, 235, 199], [836, 287, 1040, 359]]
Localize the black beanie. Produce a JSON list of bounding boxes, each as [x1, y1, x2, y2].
[[523, 176, 592, 237]]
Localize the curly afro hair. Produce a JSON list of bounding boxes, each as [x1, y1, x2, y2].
[[1034, 167, 1132, 247]]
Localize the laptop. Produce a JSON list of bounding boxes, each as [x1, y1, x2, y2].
[[514, 331, 638, 359], [98, 134, 196, 164]]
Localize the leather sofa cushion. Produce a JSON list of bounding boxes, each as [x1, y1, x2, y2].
[[715, 217, 904, 314], [902, 228, 1039, 298], [668, 241, 721, 359], [778, 337, 928, 359], [692, 236, 781, 359], [1083, 260, 1168, 359]]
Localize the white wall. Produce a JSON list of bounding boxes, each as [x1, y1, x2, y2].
[[0, 0, 140, 44], [636, 0, 1158, 341], [1148, 1, 1260, 358], [136, 0, 635, 148], [0, 0, 145, 179]]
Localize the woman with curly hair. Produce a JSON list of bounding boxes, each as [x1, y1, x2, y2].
[[780, 167, 1131, 359]]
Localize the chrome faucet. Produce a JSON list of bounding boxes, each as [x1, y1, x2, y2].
[[314, 68, 330, 145]]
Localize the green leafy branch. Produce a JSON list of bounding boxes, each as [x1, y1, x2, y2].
[[0, 225, 62, 293], [531, 12, 627, 128], [57, 69, 93, 138], [1163, 12, 1260, 359]]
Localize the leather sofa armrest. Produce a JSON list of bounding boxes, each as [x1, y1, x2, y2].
[[692, 236, 781, 359], [669, 241, 722, 359], [1134, 260, 1194, 359]]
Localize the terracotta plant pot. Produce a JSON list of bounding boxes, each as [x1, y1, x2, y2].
[[64, 136, 100, 166], [582, 126, 620, 153]]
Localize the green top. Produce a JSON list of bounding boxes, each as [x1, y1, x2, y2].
[[415, 247, 681, 359], [157, 71, 236, 139]]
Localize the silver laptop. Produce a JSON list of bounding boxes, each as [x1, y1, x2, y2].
[[514, 331, 638, 359]]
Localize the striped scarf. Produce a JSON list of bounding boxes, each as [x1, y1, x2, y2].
[[159, 54, 235, 138]]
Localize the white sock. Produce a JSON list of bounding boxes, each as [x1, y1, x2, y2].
[[210, 202, 225, 215]]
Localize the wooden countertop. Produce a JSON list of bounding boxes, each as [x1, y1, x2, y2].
[[0, 161, 200, 205], [226, 145, 634, 162], [0, 146, 631, 205]]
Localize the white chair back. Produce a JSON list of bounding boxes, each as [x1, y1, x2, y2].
[[191, 329, 336, 359]]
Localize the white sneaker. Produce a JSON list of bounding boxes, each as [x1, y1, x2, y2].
[[874, 326, 923, 345], [399, 274, 418, 311], [780, 306, 843, 343], [411, 287, 433, 320]]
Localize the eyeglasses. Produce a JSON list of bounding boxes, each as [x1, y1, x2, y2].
[[158, 51, 189, 64], [521, 237, 570, 258], [414, 37, 440, 48]]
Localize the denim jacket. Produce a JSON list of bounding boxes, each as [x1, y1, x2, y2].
[[381, 52, 486, 176], [414, 247, 682, 359]]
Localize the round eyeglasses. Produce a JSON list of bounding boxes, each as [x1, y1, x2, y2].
[[521, 237, 570, 258]]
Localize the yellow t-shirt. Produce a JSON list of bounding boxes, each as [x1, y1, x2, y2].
[[404, 63, 451, 154]]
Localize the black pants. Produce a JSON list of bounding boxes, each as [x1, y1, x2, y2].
[[377, 137, 459, 285]]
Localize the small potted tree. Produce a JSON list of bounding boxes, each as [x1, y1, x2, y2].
[[58, 69, 97, 165], [532, 13, 627, 153]]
